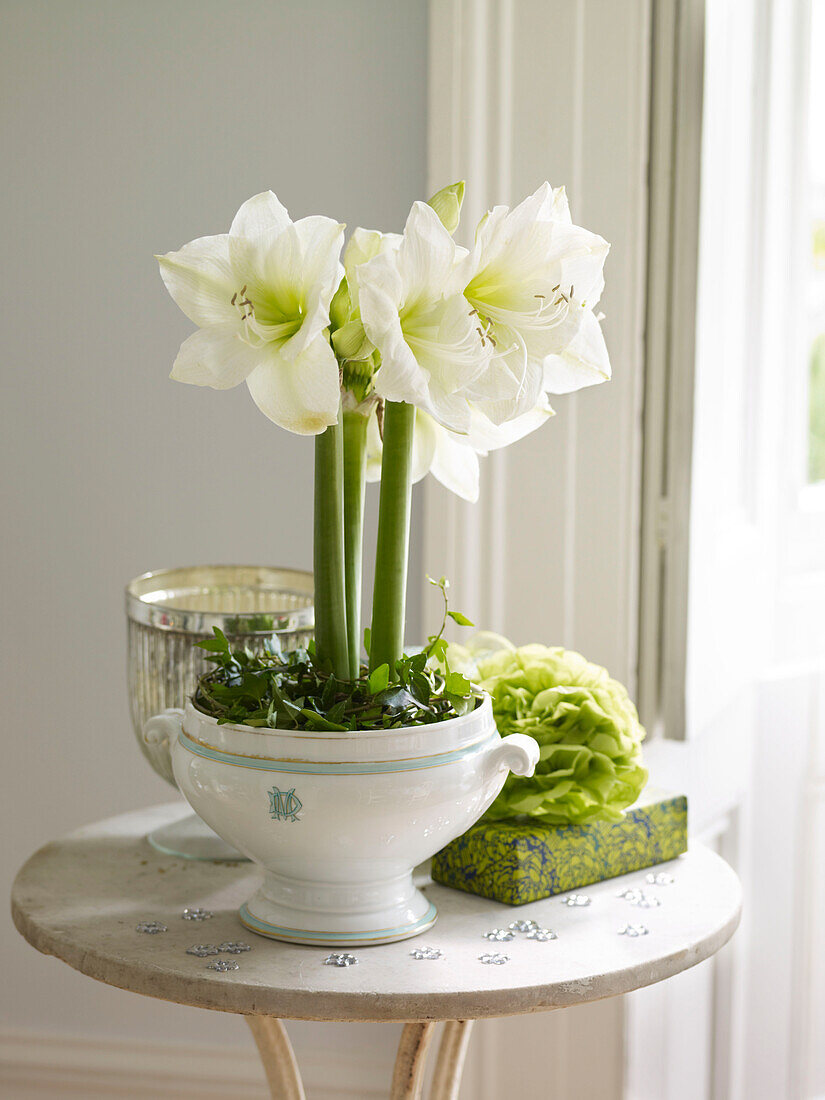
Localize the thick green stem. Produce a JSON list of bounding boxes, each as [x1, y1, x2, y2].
[[343, 409, 368, 679], [369, 400, 415, 674], [313, 406, 350, 679]]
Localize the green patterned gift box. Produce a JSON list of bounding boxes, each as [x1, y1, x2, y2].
[[431, 788, 687, 905]]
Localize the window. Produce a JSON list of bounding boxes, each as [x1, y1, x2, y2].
[[808, 1, 825, 482]]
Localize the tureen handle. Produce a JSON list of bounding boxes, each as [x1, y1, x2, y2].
[[484, 733, 540, 780], [142, 708, 184, 787]]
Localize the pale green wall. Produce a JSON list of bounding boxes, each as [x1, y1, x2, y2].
[[0, 0, 427, 1072]]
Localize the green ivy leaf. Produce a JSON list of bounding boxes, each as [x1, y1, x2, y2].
[[446, 693, 475, 716], [193, 607, 480, 734], [447, 610, 475, 627], [410, 672, 431, 703], [376, 686, 419, 713], [368, 663, 390, 693], [195, 627, 230, 654], [408, 650, 428, 673], [445, 671, 472, 695], [300, 709, 348, 732]]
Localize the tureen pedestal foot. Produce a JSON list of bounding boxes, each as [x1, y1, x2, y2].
[[147, 813, 249, 862], [238, 869, 437, 946]]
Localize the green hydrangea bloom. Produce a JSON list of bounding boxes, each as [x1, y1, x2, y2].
[[476, 644, 647, 825]]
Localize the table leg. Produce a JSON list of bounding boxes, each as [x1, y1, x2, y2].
[[245, 1016, 306, 1100], [391, 1021, 437, 1099], [430, 1020, 474, 1100]]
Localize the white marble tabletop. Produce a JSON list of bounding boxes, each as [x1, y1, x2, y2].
[[12, 802, 741, 1023]]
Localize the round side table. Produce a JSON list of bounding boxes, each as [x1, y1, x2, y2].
[[12, 803, 741, 1100]]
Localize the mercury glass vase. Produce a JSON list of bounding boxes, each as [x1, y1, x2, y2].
[[126, 565, 314, 859]]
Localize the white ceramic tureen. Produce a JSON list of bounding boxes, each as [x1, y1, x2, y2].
[[143, 696, 538, 947]]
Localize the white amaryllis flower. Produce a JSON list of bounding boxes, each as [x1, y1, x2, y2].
[[365, 397, 553, 503], [357, 202, 492, 433], [330, 226, 403, 366], [343, 226, 401, 314], [458, 182, 611, 424], [157, 191, 345, 435]]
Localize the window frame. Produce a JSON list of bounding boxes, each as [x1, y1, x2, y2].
[[783, 0, 825, 576]]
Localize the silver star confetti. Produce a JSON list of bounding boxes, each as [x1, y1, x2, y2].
[[508, 919, 539, 933], [616, 887, 643, 902], [526, 928, 558, 941], [479, 952, 509, 964], [483, 928, 515, 941], [135, 921, 167, 934], [645, 872, 675, 885], [218, 942, 252, 954], [617, 888, 661, 908], [635, 894, 661, 909], [560, 894, 591, 907], [207, 959, 239, 971], [186, 944, 220, 957], [181, 907, 213, 921], [618, 924, 650, 937], [410, 946, 444, 960], [324, 953, 358, 967]]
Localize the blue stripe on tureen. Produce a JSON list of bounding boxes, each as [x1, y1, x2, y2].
[[178, 729, 496, 774], [238, 901, 438, 942]]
